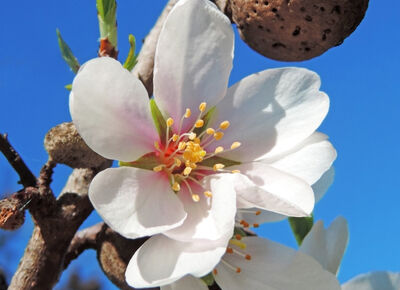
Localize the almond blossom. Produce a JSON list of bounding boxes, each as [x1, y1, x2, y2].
[[70, 0, 336, 287]]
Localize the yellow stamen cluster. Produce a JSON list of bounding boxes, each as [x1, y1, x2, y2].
[[151, 102, 241, 203]]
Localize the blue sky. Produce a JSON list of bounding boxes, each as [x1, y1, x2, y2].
[[0, 0, 399, 288]]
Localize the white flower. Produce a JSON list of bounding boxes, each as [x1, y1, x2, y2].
[[342, 272, 400, 290], [162, 236, 341, 290], [70, 0, 336, 287]]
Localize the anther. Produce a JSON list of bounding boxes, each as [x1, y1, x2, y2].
[[199, 102, 207, 112], [226, 247, 233, 254], [166, 117, 174, 127], [245, 254, 252, 260], [184, 108, 191, 118], [213, 163, 225, 171], [194, 137, 201, 144], [172, 134, 179, 142], [255, 211, 261, 216], [236, 267, 242, 273], [183, 167, 192, 176], [214, 132, 224, 140], [192, 194, 200, 202], [172, 182, 181, 191], [231, 142, 241, 150], [235, 234, 242, 240], [253, 223, 259, 228], [153, 165, 164, 172], [231, 170, 240, 173], [195, 120, 204, 128], [214, 146, 224, 154], [204, 191, 212, 198], [178, 142, 186, 150], [220, 121, 230, 130], [206, 128, 215, 135], [174, 158, 182, 167], [213, 269, 218, 275], [189, 132, 196, 140]]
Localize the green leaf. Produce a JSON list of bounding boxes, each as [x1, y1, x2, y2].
[[119, 152, 159, 171], [150, 99, 168, 144], [289, 215, 314, 246], [56, 29, 80, 74], [200, 273, 215, 286], [199, 155, 241, 168], [96, 0, 118, 48], [123, 34, 138, 71], [193, 106, 217, 136], [64, 84, 72, 91]]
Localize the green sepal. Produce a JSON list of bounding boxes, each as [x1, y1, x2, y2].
[[150, 98, 168, 143], [289, 215, 314, 246], [118, 152, 159, 171], [200, 273, 215, 286], [193, 106, 216, 136], [56, 29, 80, 74], [96, 0, 118, 47], [199, 156, 241, 168], [64, 84, 72, 91], [123, 34, 138, 71]]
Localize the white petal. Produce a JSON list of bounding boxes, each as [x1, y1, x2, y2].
[[211, 68, 329, 162], [300, 217, 349, 275], [267, 132, 337, 185], [126, 235, 227, 288], [165, 174, 236, 242], [342, 272, 400, 290], [313, 166, 335, 203], [232, 163, 314, 217], [236, 208, 286, 225], [70, 57, 157, 162], [153, 0, 233, 131], [89, 167, 186, 239], [215, 237, 340, 290], [161, 276, 208, 290], [236, 166, 335, 225]]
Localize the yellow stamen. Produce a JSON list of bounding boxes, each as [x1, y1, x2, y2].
[[192, 194, 200, 202], [183, 167, 192, 176], [166, 117, 174, 127], [172, 182, 181, 191], [178, 142, 186, 150], [214, 132, 224, 140], [204, 191, 212, 198], [172, 134, 179, 142], [189, 132, 196, 140], [199, 102, 207, 112], [219, 121, 230, 130], [231, 170, 240, 173], [195, 120, 204, 128], [214, 146, 224, 154], [206, 128, 215, 135], [229, 239, 247, 249], [174, 158, 182, 167], [184, 108, 191, 118], [153, 165, 164, 172], [231, 141, 241, 150], [213, 163, 225, 171], [194, 137, 201, 144]]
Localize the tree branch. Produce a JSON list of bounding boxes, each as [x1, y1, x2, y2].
[[63, 222, 103, 270], [0, 133, 36, 188]]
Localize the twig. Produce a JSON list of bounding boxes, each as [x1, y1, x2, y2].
[[0, 133, 36, 188], [63, 222, 104, 269]]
